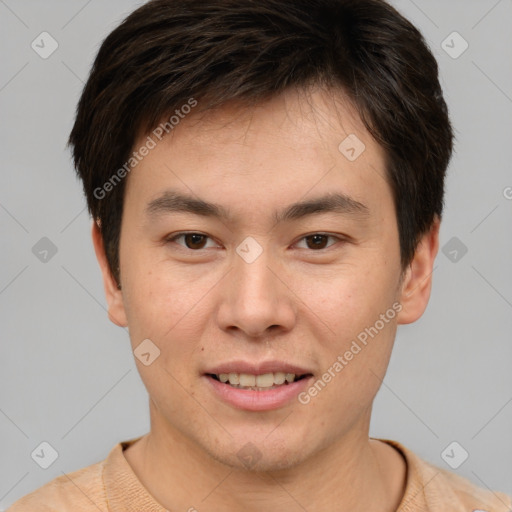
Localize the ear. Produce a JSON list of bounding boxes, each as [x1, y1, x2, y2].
[[91, 221, 128, 328], [397, 217, 440, 325]]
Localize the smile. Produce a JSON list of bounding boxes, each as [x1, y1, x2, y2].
[[208, 372, 310, 390]]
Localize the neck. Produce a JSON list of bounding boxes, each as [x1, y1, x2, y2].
[[124, 404, 406, 511]]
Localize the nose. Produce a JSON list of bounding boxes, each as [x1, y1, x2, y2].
[[216, 243, 296, 339]]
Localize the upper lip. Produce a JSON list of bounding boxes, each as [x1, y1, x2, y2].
[[204, 360, 313, 376]]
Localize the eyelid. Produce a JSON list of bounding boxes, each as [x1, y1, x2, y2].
[[166, 231, 346, 251], [166, 231, 220, 249], [292, 232, 344, 250]]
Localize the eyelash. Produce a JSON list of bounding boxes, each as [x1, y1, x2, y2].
[[165, 232, 344, 251]]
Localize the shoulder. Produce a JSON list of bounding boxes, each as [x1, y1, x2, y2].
[[7, 458, 106, 512], [383, 439, 512, 512], [439, 469, 512, 511], [427, 463, 512, 512]]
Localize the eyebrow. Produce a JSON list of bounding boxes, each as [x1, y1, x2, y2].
[[145, 190, 369, 224]]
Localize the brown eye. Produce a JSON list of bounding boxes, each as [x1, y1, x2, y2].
[[167, 232, 217, 250], [304, 234, 329, 250], [183, 233, 207, 249]]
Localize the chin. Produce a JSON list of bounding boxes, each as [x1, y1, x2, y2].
[[205, 434, 310, 473]]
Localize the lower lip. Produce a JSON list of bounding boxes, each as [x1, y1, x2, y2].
[[204, 375, 313, 411]]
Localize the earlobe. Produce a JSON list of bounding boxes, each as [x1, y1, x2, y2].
[[397, 217, 440, 325], [91, 221, 128, 328]]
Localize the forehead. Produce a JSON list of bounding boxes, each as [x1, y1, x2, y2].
[[160, 88, 369, 154], [124, 87, 392, 222]]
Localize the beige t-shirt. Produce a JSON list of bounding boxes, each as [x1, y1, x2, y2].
[[7, 436, 512, 511]]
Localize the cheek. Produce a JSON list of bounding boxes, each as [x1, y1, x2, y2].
[[121, 262, 216, 357], [296, 260, 400, 398], [300, 264, 399, 340], [300, 291, 398, 419]]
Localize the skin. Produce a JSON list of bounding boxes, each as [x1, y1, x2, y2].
[[92, 86, 440, 511]]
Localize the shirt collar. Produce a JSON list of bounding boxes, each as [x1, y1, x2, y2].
[[103, 435, 168, 512], [102, 436, 433, 511]]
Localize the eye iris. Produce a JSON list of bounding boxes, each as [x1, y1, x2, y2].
[[181, 234, 330, 250], [185, 234, 206, 249], [306, 234, 328, 249]]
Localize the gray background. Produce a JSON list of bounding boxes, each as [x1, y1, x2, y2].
[[1, 0, 511, 508]]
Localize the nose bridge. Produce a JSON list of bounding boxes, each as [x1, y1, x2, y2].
[[237, 245, 275, 302], [217, 238, 295, 337]]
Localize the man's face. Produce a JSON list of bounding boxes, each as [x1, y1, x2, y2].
[[107, 88, 416, 470]]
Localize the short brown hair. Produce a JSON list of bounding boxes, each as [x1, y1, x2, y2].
[[68, 0, 454, 286]]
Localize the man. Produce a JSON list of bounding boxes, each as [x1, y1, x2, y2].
[[9, 0, 512, 510]]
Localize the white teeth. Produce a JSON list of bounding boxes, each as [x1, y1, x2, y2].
[[256, 373, 274, 388], [239, 374, 256, 387], [273, 372, 286, 385], [214, 372, 301, 388]]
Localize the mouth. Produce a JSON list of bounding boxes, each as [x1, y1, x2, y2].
[[206, 372, 312, 391], [203, 361, 314, 410]]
